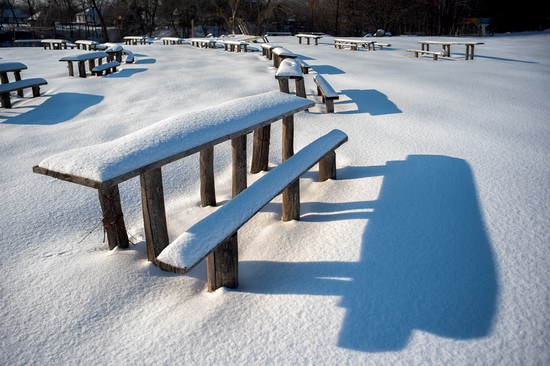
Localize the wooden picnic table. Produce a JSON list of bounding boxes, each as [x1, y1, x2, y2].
[[418, 40, 484, 60], [59, 51, 109, 78], [41, 39, 75, 50], [75, 40, 100, 50], [334, 38, 376, 51], [295, 33, 322, 45], [123, 36, 152, 45]]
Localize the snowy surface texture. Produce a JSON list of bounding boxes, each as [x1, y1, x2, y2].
[[1, 33, 549, 365]]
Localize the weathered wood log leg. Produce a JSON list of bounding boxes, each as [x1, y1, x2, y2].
[[250, 126, 270, 174], [66, 61, 74, 77], [200, 147, 216, 207], [295, 78, 306, 98], [281, 114, 299, 221], [88, 59, 96, 74], [31, 86, 40, 98], [319, 150, 337, 181], [206, 233, 238, 291], [15, 71, 23, 97], [278, 78, 290, 94], [232, 135, 247, 196], [98, 185, 129, 250], [140, 168, 169, 261], [326, 99, 335, 113], [78, 61, 86, 78], [205, 136, 246, 291], [1, 93, 12, 108]]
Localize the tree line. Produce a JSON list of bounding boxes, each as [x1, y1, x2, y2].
[[2, 0, 549, 42]]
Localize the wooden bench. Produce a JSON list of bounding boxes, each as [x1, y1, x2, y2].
[[221, 40, 249, 52], [374, 42, 391, 49], [156, 129, 348, 291], [123, 36, 152, 45], [0, 78, 48, 108], [1, 61, 27, 97], [297, 58, 311, 74], [59, 51, 109, 77], [295, 33, 322, 45], [75, 40, 100, 50], [14, 39, 42, 47], [41, 39, 75, 50], [406, 49, 443, 60], [161, 37, 185, 45], [272, 47, 297, 67], [190, 38, 217, 48], [334, 38, 375, 51], [33, 91, 314, 268], [91, 61, 120, 76], [260, 44, 281, 60], [276, 58, 306, 99], [313, 74, 339, 113]]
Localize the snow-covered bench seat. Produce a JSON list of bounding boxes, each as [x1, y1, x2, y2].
[[91, 61, 120, 76], [313, 75, 339, 113], [33, 91, 314, 262], [156, 129, 348, 291], [0, 78, 48, 108], [275, 58, 306, 98], [272, 47, 297, 68], [406, 49, 443, 60]]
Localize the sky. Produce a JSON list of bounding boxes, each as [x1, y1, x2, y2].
[[1, 31, 549, 365]]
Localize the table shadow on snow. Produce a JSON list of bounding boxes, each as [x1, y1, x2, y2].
[[1, 92, 103, 125], [333, 89, 401, 115], [239, 155, 499, 352]]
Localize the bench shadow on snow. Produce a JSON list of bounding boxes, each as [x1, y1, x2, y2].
[[107, 68, 148, 78], [337, 89, 401, 115], [240, 155, 499, 352], [1, 92, 103, 125]]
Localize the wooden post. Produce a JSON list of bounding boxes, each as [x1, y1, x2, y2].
[[282, 114, 299, 221], [206, 136, 246, 291], [250, 126, 270, 174], [206, 233, 238, 291], [78, 61, 86, 78], [232, 135, 247, 196], [295, 78, 306, 98], [278, 78, 290, 93], [319, 150, 337, 181], [98, 185, 129, 250], [200, 147, 216, 207], [282, 115, 294, 161], [66, 61, 74, 77], [14, 71, 23, 97], [140, 168, 169, 261]]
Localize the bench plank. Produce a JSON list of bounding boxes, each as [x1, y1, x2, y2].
[[0, 78, 48, 108], [155, 129, 348, 273]]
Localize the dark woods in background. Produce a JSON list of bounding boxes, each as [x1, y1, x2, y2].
[[1, 0, 548, 43]]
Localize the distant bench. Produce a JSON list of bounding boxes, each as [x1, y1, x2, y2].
[[334, 38, 375, 51], [123, 36, 152, 45], [0, 61, 47, 108], [295, 33, 322, 45], [59, 51, 110, 77], [313, 74, 339, 113], [91, 61, 120, 76], [190, 38, 217, 48], [33, 91, 323, 290], [275, 58, 306, 99], [41, 39, 76, 50], [75, 40, 100, 50], [161, 37, 185, 45], [221, 40, 249, 52], [406, 49, 443, 60]]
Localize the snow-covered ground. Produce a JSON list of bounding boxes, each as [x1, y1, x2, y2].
[[1, 32, 549, 365]]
